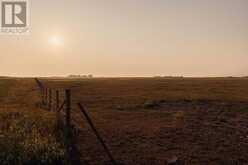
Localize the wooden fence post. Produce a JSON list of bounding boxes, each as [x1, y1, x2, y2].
[[56, 90, 60, 109], [49, 89, 52, 111], [45, 88, 48, 106], [65, 89, 71, 136], [56, 90, 61, 128]]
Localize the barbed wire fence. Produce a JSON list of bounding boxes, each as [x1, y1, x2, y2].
[[34, 78, 117, 165]]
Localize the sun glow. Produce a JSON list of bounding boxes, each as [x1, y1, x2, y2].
[[49, 36, 63, 47]]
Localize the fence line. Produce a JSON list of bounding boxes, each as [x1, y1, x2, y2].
[[34, 78, 117, 165]]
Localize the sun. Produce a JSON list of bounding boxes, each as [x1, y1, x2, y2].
[[49, 35, 63, 47]]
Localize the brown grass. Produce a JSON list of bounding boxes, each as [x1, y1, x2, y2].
[[1, 77, 248, 164], [0, 78, 68, 165]]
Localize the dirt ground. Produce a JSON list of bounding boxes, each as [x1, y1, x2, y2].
[[1, 77, 248, 165]]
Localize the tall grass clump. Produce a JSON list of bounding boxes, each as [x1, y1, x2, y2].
[[0, 110, 68, 165]]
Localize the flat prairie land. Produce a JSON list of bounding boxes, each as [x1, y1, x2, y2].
[[1, 77, 248, 164], [0, 78, 14, 99]]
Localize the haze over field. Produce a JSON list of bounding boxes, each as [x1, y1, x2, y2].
[[0, 0, 248, 77]]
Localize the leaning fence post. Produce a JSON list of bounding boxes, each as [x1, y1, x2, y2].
[[48, 89, 52, 111], [65, 89, 71, 136], [77, 103, 117, 165]]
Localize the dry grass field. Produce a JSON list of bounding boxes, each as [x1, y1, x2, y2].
[[1, 77, 248, 164]]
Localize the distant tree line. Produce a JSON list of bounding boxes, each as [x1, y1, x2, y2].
[[68, 74, 93, 78], [153, 76, 184, 78]]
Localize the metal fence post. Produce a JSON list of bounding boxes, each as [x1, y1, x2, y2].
[[65, 89, 71, 136], [77, 103, 117, 165], [56, 90, 60, 109], [45, 88, 48, 106], [49, 89, 52, 110], [55, 90, 60, 125]]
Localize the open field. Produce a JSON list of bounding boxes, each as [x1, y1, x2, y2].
[[1, 77, 248, 164], [0, 78, 15, 100]]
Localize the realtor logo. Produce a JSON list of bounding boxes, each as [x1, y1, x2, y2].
[[1, 0, 30, 34]]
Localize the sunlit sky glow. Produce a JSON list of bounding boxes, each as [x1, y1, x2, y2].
[[0, 0, 248, 77]]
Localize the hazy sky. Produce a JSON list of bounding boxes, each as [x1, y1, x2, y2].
[[0, 0, 247, 77]]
